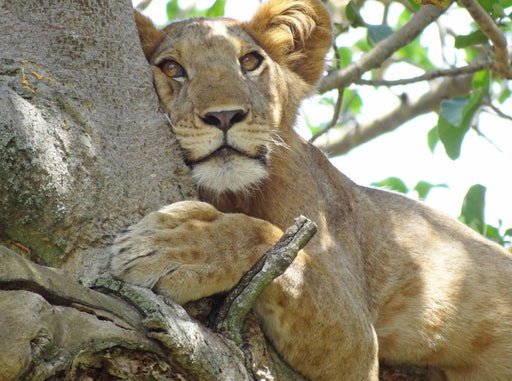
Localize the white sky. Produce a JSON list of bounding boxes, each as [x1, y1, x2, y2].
[[134, 0, 512, 231]]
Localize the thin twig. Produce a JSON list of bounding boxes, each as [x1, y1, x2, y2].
[[315, 75, 473, 157], [309, 89, 344, 143], [355, 62, 493, 86], [317, 4, 448, 93], [215, 216, 317, 346], [483, 101, 512, 121]]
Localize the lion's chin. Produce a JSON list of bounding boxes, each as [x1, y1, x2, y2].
[[191, 156, 268, 195]]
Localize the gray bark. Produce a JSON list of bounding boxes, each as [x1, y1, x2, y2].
[[0, 0, 195, 273]]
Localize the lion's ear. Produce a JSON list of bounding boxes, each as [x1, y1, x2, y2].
[[134, 10, 165, 60], [245, 0, 332, 85]]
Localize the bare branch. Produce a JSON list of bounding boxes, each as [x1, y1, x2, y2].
[[483, 101, 512, 121], [355, 61, 492, 86], [459, 0, 512, 79], [317, 4, 448, 94], [310, 89, 344, 143], [215, 216, 317, 346], [315, 75, 473, 157]]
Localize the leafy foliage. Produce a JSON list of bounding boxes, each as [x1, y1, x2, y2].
[[459, 184, 512, 245], [371, 177, 448, 200]]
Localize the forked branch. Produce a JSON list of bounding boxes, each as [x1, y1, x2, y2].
[[215, 216, 317, 346], [317, 4, 448, 93]]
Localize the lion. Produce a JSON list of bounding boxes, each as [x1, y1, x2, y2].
[[110, 0, 512, 379]]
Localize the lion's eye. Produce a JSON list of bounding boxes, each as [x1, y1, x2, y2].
[[159, 59, 186, 78], [240, 52, 263, 72]]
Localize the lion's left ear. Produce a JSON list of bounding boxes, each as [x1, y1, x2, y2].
[[244, 0, 332, 86], [134, 10, 166, 60]]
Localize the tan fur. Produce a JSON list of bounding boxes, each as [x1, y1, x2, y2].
[[112, 1, 512, 379]]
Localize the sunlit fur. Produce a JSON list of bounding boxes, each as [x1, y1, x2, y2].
[[112, 2, 512, 380]]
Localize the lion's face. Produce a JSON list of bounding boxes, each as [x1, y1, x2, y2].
[[150, 19, 283, 194], [136, 0, 332, 195]]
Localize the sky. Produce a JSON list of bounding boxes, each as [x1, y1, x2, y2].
[[134, 0, 512, 231]]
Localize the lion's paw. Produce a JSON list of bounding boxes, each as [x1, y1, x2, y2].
[[110, 201, 282, 304]]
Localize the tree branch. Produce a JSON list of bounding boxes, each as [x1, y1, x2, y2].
[[310, 89, 344, 143], [215, 216, 317, 346], [317, 4, 448, 94], [483, 101, 512, 121], [315, 75, 473, 157], [459, 0, 512, 79], [355, 61, 492, 86]]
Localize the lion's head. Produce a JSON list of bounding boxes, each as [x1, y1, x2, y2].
[[135, 0, 332, 195]]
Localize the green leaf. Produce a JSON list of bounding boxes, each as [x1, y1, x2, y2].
[[337, 47, 353, 68], [413, 181, 448, 200], [504, 228, 512, 237], [437, 89, 484, 159], [484, 224, 504, 244], [397, 8, 414, 27], [354, 38, 371, 52], [366, 24, 394, 46], [436, 114, 467, 159], [477, 0, 494, 13], [461, 88, 484, 127], [405, 0, 421, 11], [472, 70, 491, 94], [459, 184, 486, 234], [492, 3, 506, 17], [455, 30, 488, 49], [371, 177, 408, 194], [206, 0, 226, 17], [348, 92, 362, 114], [427, 126, 439, 153], [341, 89, 362, 114], [441, 97, 468, 126], [498, 85, 511, 104], [499, 0, 512, 7], [166, 0, 180, 21], [345, 1, 365, 27]]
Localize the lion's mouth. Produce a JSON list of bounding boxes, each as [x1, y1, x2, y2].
[[185, 144, 268, 167]]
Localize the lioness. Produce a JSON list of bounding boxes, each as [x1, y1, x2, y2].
[[110, 0, 512, 379]]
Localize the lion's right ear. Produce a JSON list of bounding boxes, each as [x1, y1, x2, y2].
[[134, 10, 165, 60]]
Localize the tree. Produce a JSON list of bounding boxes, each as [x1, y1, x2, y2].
[[1, 0, 510, 380]]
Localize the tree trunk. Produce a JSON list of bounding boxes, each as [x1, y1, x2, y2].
[[0, 0, 196, 272]]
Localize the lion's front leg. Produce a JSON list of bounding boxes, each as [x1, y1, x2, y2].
[[110, 201, 283, 304], [255, 254, 380, 381]]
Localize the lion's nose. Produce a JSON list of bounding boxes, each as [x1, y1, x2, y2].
[[201, 109, 247, 132]]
